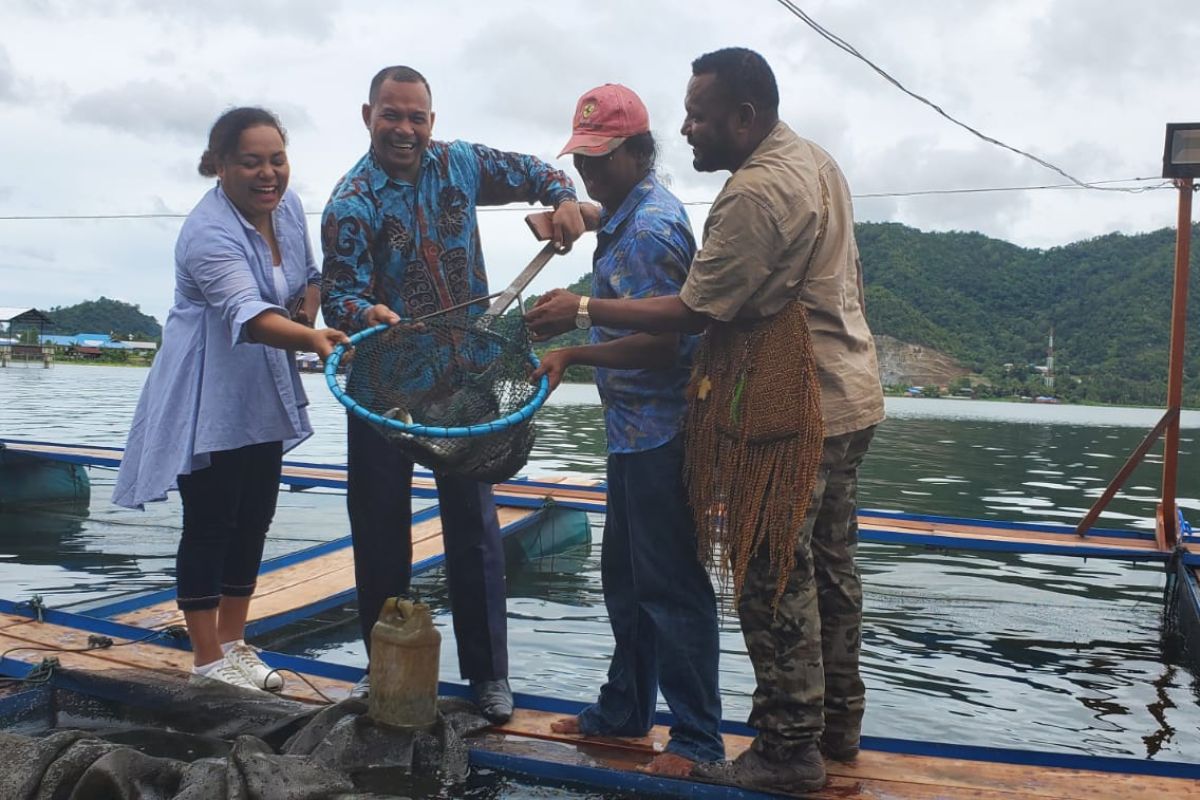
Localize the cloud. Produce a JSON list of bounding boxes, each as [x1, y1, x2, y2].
[[130, 0, 345, 42], [67, 80, 222, 141], [853, 136, 1047, 234], [1029, 0, 1199, 90], [0, 244, 56, 264], [0, 45, 19, 102]]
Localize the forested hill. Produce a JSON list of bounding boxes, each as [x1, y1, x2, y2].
[[858, 222, 1200, 406], [48, 297, 162, 340], [537, 222, 1200, 407]]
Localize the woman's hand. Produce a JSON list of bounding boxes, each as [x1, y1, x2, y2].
[[308, 327, 350, 360]]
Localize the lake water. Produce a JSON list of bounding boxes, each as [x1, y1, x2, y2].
[[2, 363, 1199, 779]]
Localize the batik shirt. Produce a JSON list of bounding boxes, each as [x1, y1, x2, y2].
[[591, 173, 698, 453], [321, 142, 575, 331]]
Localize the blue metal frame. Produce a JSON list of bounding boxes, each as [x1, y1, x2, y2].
[[0, 681, 50, 724], [79, 505, 565, 638], [0, 600, 194, 652], [469, 749, 784, 799], [81, 505, 441, 619], [2, 434, 1183, 560], [2, 605, 1198, 784], [323, 324, 550, 437], [243, 505, 564, 637]]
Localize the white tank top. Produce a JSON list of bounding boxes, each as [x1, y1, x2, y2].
[[272, 264, 290, 308]]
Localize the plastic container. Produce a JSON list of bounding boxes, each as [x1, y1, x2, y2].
[[367, 597, 441, 729]]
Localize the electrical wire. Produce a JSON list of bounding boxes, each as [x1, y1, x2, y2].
[[0, 176, 1172, 223], [771, 0, 1152, 193], [261, 667, 338, 705], [0, 624, 189, 663], [0, 6, 1176, 224]]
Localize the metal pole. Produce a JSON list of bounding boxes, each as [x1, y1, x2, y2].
[[1076, 408, 1177, 537], [1158, 177, 1194, 550]]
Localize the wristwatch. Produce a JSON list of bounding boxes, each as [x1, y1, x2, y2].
[[575, 296, 592, 330]]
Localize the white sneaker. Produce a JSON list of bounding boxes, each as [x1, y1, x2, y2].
[[224, 643, 285, 692], [189, 658, 260, 691]]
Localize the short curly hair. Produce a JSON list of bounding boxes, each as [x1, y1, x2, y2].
[[691, 47, 779, 119]]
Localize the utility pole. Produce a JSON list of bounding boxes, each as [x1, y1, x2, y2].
[[1044, 325, 1055, 391]]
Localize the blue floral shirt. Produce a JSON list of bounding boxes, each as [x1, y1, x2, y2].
[[321, 142, 576, 331], [591, 174, 698, 453]]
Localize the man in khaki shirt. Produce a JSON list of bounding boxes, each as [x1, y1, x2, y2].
[[528, 47, 884, 794]]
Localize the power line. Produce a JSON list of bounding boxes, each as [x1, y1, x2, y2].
[[771, 0, 1149, 193], [851, 177, 1172, 199], [0, 177, 1171, 222]]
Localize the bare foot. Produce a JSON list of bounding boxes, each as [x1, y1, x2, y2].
[[549, 716, 582, 734], [636, 752, 695, 778]]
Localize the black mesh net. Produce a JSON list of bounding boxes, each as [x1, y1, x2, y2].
[[0, 666, 489, 799], [337, 309, 539, 484]]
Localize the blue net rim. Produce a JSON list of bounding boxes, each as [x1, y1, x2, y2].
[[324, 322, 549, 439]]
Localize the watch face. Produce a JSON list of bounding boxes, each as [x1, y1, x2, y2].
[[575, 315, 590, 330]]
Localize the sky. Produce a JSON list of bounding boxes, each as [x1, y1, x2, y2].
[[1, 0, 1197, 327]]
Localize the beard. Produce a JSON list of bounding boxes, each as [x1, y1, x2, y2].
[[690, 137, 735, 173]]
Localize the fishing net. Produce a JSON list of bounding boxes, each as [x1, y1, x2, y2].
[[0, 666, 489, 799], [328, 308, 546, 484]]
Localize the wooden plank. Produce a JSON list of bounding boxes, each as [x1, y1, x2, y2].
[[476, 732, 1054, 799], [486, 707, 1199, 799], [1, 612, 1193, 799], [114, 507, 531, 630], [859, 519, 1159, 553], [0, 614, 342, 704]]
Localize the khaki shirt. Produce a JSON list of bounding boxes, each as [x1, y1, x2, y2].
[[680, 122, 884, 437]]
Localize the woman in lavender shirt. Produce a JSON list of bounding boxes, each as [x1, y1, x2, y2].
[[114, 108, 347, 692]]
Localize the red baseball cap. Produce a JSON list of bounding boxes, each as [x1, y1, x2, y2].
[[558, 84, 650, 158]]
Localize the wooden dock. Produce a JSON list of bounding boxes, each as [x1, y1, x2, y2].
[[69, 500, 589, 639], [3, 437, 1193, 564], [1, 606, 1196, 799]]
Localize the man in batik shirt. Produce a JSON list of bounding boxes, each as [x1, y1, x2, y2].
[[530, 84, 724, 777], [321, 65, 584, 723]]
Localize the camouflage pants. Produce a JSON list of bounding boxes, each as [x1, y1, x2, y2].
[[737, 425, 876, 761]]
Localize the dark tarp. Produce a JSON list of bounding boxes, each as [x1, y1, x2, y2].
[[0, 667, 492, 800]]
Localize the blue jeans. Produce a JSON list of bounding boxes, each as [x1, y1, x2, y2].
[[347, 414, 508, 681], [578, 435, 725, 763]]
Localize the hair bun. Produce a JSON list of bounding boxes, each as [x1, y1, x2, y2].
[[198, 150, 218, 178]]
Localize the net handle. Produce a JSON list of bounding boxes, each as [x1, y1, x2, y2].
[[323, 324, 550, 438]]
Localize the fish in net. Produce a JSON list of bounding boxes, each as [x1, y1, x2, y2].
[[329, 307, 545, 484]]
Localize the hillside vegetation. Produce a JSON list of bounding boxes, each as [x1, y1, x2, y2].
[[532, 222, 1200, 406], [47, 297, 162, 340], [40, 222, 1199, 406]]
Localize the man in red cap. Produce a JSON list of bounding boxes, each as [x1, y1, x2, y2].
[[528, 49, 885, 795], [531, 83, 725, 776]]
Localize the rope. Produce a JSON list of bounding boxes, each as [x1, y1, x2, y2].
[[0, 624, 189, 663], [0, 657, 59, 686]]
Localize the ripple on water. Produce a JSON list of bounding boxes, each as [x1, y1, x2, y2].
[[1, 368, 1198, 762]]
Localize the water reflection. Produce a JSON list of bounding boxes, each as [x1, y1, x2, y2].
[[2, 366, 1199, 761]]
